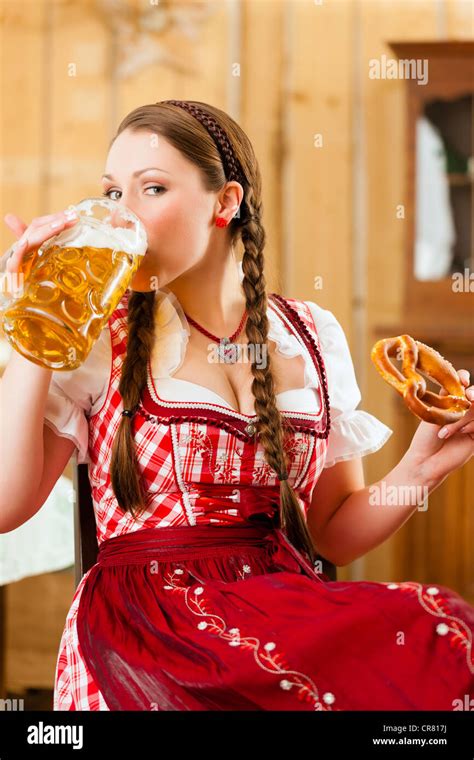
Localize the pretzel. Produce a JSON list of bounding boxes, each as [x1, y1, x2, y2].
[[370, 335, 470, 425]]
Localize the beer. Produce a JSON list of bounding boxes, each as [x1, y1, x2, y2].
[[1, 199, 147, 371]]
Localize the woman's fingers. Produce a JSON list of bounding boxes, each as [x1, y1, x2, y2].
[[439, 369, 471, 397], [4, 212, 64, 235], [435, 368, 472, 439], [3, 213, 28, 239], [5, 237, 28, 272], [4, 209, 79, 275], [438, 414, 472, 439], [457, 373, 474, 438], [455, 369, 474, 406]]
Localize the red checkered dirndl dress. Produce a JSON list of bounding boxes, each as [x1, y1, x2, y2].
[[53, 290, 474, 711]]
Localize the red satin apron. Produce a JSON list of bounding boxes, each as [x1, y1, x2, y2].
[[76, 486, 332, 711], [76, 485, 474, 712]]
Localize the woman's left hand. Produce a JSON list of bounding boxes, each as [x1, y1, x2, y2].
[[406, 369, 474, 486]]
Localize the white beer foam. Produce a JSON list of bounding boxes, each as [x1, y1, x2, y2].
[[48, 221, 147, 256]]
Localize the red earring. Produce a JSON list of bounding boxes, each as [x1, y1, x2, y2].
[[215, 217, 228, 228]]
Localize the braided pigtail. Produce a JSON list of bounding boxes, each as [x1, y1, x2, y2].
[[110, 291, 156, 518], [240, 189, 317, 566]]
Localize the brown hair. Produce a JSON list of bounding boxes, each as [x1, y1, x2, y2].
[[109, 100, 317, 565]]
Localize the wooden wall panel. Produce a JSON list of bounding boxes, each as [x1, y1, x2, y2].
[[462, 462, 474, 601], [6, 569, 74, 693], [283, 0, 354, 334], [0, 0, 48, 697], [241, 0, 285, 293], [358, 0, 440, 581], [48, 1, 112, 208], [446, 0, 474, 36], [117, 2, 228, 110], [0, 1, 46, 247]]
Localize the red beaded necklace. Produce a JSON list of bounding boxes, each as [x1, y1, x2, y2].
[[183, 307, 248, 365]]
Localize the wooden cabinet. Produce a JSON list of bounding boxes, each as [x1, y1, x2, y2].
[[389, 41, 473, 328], [373, 41, 473, 603]]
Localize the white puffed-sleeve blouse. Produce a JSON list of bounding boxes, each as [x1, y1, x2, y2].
[[25, 265, 392, 468]]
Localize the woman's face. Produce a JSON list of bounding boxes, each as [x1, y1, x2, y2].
[[101, 128, 239, 291]]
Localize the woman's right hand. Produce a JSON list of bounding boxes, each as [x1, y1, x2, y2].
[[3, 207, 80, 275]]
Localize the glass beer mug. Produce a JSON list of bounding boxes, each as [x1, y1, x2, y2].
[[0, 197, 147, 371]]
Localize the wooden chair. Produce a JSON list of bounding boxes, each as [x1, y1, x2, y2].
[[73, 460, 99, 589], [73, 461, 337, 588]]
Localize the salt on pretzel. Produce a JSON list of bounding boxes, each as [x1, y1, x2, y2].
[[370, 335, 470, 425]]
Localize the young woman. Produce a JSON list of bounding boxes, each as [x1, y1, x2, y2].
[[1, 100, 473, 711]]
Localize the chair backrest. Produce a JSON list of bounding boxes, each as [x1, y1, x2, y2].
[[72, 460, 337, 587], [318, 555, 337, 581], [73, 460, 99, 588]]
